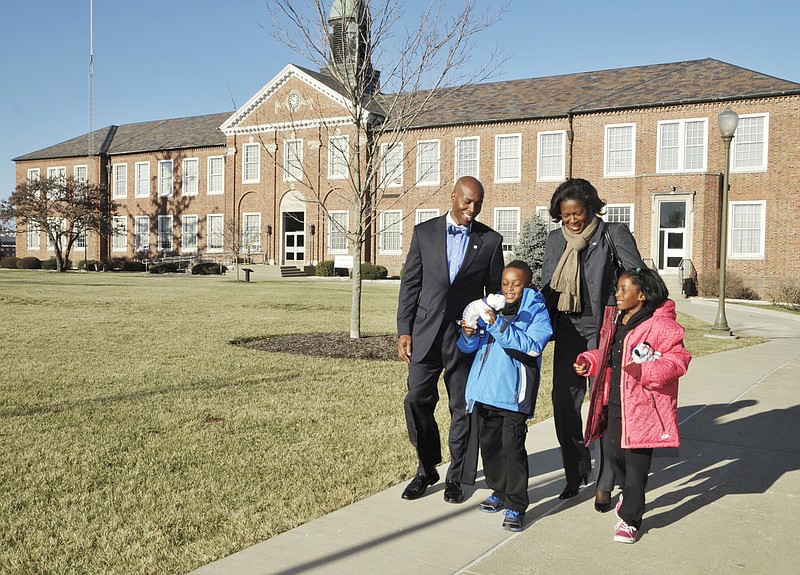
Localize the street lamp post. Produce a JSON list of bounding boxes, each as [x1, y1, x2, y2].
[[708, 107, 739, 338]]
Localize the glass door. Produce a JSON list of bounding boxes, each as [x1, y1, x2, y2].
[[657, 200, 687, 273]]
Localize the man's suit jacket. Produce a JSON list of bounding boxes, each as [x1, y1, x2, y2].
[[397, 215, 505, 363]]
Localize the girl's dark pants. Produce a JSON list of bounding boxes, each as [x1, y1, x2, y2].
[[604, 413, 653, 529]]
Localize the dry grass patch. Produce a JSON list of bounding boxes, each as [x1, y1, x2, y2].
[[0, 271, 764, 574]]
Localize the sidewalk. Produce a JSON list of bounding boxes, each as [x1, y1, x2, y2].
[[189, 299, 800, 575]]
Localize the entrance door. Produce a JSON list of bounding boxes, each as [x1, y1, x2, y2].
[[283, 211, 305, 264], [656, 200, 687, 273]]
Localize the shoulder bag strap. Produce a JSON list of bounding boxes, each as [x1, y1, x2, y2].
[[603, 224, 624, 272]]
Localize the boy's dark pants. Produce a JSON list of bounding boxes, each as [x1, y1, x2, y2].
[[478, 403, 529, 513], [604, 413, 653, 529]]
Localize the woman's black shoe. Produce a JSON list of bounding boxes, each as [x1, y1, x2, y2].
[[594, 490, 612, 512], [558, 473, 588, 500]]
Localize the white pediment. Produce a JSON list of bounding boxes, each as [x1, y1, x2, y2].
[[219, 64, 353, 135]]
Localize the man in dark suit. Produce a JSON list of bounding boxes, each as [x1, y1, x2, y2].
[[397, 176, 505, 503]]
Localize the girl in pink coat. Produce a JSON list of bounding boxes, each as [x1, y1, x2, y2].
[[574, 267, 691, 543]]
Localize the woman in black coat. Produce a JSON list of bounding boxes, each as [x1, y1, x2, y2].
[[541, 178, 646, 511]]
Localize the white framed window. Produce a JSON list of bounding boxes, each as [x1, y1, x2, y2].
[[182, 158, 199, 196], [380, 210, 402, 254], [181, 215, 198, 252], [158, 160, 173, 197], [112, 216, 127, 252], [604, 123, 636, 177], [495, 134, 521, 183], [208, 156, 224, 195], [242, 212, 261, 252], [158, 215, 173, 251], [284, 139, 303, 182], [243, 143, 260, 183], [46, 217, 65, 251], [47, 167, 66, 200], [537, 131, 565, 181], [416, 208, 439, 224], [657, 118, 707, 173], [328, 211, 348, 253], [328, 136, 349, 180], [134, 216, 150, 252], [603, 203, 634, 232], [74, 165, 88, 183], [416, 140, 440, 186], [729, 200, 765, 259], [47, 166, 66, 181], [27, 168, 40, 182], [381, 142, 403, 187], [732, 114, 769, 172], [494, 208, 520, 253], [112, 164, 127, 199], [73, 165, 88, 199], [27, 220, 40, 249], [455, 137, 479, 179], [74, 225, 87, 251], [135, 162, 150, 198], [536, 206, 561, 233], [207, 214, 224, 252]]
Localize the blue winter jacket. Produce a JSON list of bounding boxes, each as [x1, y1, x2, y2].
[[458, 288, 553, 416]]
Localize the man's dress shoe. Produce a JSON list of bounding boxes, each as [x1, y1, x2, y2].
[[443, 480, 465, 503], [401, 472, 439, 500]]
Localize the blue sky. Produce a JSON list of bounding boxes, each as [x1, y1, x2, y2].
[[2, 0, 798, 203]]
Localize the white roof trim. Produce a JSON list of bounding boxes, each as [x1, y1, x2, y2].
[[219, 64, 352, 135], [225, 116, 354, 135]]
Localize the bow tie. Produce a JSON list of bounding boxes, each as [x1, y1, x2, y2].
[[448, 224, 469, 236]]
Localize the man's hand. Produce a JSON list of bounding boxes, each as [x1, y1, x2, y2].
[[397, 334, 412, 363]]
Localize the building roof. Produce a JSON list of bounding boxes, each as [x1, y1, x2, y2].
[[394, 58, 800, 128], [14, 58, 800, 161], [14, 112, 230, 162]]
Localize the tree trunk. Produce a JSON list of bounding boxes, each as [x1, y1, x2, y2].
[[350, 232, 362, 339], [350, 123, 363, 339]]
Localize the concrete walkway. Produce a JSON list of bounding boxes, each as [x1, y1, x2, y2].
[[190, 298, 800, 575]]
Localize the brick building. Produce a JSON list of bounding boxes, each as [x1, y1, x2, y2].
[[12, 4, 800, 294]]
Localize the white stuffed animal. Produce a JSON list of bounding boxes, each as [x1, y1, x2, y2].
[[460, 293, 507, 329]]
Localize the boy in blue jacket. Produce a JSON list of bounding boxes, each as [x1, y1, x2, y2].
[[457, 260, 553, 531]]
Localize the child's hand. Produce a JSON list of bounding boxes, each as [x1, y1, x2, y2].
[[573, 358, 590, 376], [461, 324, 477, 337], [484, 309, 496, 325]]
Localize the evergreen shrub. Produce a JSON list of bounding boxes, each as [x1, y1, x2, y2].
[[0, 256, 19, 269], [149, 262, 180, 274], [358, 264, 388, 280], [513, 215, 549, 288], [192, 262, 227, 275], [17, 257, 42, 269]]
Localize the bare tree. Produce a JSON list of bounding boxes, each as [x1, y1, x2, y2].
[[265, 0, 508, 338], [1, 175, 115, 272]]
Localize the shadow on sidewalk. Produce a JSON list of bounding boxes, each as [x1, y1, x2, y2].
[[639, 400, 800, 536]]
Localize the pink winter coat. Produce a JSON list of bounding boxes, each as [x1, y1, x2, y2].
[[579, 300, 691, 449]]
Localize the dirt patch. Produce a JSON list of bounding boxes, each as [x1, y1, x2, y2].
[[233, 332, 400, 362]]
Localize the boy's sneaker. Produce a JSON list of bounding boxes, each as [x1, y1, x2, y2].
[[615, 494, 623, 519], [501, 509, 524, 532], [613, 519, 638, 544], [478, 495, 504, 513]]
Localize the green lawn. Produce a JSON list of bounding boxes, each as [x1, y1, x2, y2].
[[0, 271, 764, 574]]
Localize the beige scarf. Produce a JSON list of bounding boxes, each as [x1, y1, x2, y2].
[[550, 216, 600, 313]]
